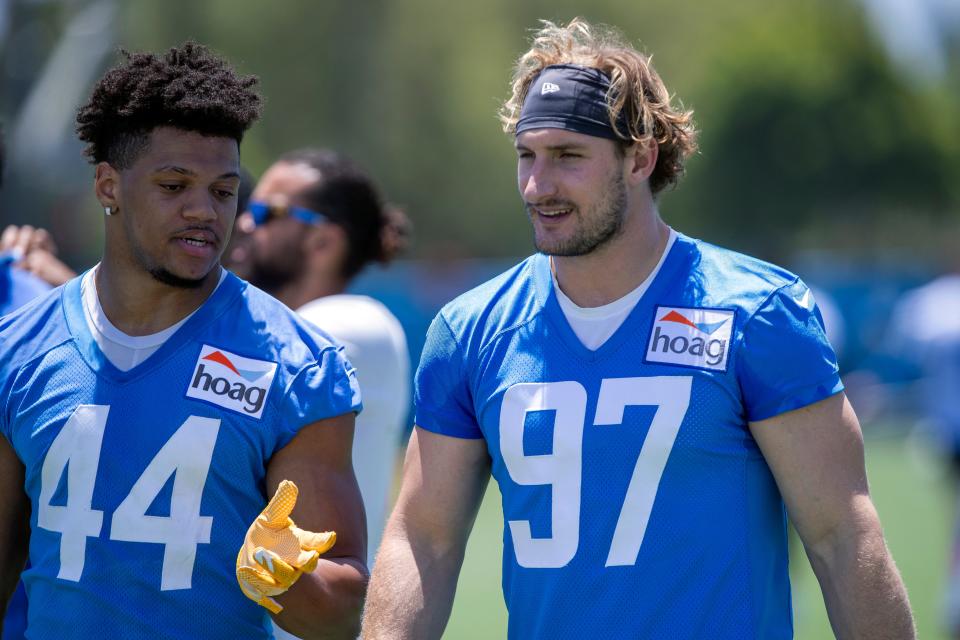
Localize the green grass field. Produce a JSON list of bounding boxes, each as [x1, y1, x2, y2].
[[444, 432, 952, 639]]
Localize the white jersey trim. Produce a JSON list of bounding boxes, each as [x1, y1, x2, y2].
[[81, 266, 228, 371], [553, 228, 677, 350]]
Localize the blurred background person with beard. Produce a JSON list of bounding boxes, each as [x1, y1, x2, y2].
[[226, 149, 412, 586]]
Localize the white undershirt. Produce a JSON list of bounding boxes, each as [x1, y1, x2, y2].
[[553, 228, 676, 350], [81, 265, 227, 371]]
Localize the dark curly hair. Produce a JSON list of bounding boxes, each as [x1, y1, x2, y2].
[[279, 148, 411, 281], [76, 42, 262, 168]]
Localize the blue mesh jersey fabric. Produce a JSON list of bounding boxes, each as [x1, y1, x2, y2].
[[0, 262, 51, 317], [0, 272, 361, 640], [414, 232, 842, 639], [0, 263, 51, 640]]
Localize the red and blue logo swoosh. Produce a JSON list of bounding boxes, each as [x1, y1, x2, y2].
[[203, 350, 270, 382], [659, 310, 730, 335]]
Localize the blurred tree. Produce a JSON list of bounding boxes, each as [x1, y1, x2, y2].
[[3, 0, 956, 263], [0, 0, 118, 269], [663, 1, 960, 260]]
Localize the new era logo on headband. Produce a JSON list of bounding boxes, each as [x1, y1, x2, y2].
[[541, 82, 560, 95]]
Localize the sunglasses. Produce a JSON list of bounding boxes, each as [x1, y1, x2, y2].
[[247, 201, 329, 227]]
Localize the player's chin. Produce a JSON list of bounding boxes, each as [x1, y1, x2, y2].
[[533, 231, 577, 256], [152, 261, 220, 289]]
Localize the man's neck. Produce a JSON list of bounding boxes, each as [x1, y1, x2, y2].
[[96, 261, 221, 336], [268, 275, 345, 311], [552, 208, 670, 308]]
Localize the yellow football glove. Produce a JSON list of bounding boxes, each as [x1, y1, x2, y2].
[[236, 479, 337, 613]]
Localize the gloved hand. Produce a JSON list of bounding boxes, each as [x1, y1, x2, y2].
[[236, 480, 337, 613]]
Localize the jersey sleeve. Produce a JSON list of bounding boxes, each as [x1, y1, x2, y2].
[[276, 345, 363, 441], [736, 279, 844, 422], [414, 314, 483, 439]]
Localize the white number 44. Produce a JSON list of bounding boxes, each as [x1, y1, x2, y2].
[[499, 376, 692, 568], [37, 405, 220, 590]]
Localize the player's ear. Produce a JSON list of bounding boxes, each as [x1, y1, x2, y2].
[[623, 138, 658, 187], [95, 162, 120, 213]]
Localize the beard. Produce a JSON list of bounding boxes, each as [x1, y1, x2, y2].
[[243, 248, 303, 295], [126, 225, 215, 290], [148, 267, 207, 289], [527, 170, 628, 257]]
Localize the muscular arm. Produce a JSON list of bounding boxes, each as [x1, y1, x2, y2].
[[0, 435, 29, 627], [361, 427, 491, 640], [266, 412, 368, 640], [750, 392, 915, 639]]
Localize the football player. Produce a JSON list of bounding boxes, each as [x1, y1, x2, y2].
[[0, 43, 367, 639], [229, 149, 410, 564], [227, 149, 412, 640], [0, 125, 50, 640], [362, 18, 915, 639]]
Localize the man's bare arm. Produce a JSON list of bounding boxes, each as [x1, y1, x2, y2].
[[265, 412, 368, 640], [0, 435, 29, 632], [750, 392, 915, 639], [361, 427, 491, 640]]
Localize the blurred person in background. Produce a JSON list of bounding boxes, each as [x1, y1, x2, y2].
[[810, 284, 846, 363], [228, 148, 412, 586], [0, 224, 77, 290], [0, 127, 50, 640], [363, 17, 914, 639], [0, 43, 368, 639], [885, 256, 960, 638], [0, 126, 52, 317], [220, 164, 256, 268]]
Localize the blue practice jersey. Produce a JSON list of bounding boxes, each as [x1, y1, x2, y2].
[[415, 233, 842, 639], [0, 261, 51, 317], [0, 261, 50, 640], [0, 272, 361, 640]]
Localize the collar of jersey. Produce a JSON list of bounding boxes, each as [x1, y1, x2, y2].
[[62, 270, 247, 382], [533, 232, 691, 361]]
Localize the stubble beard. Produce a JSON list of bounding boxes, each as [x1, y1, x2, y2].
[[126, 221, 214, 290], [528, 171, 628, 257], [244, 247, 304, 295], [147, 266, 208, 289]]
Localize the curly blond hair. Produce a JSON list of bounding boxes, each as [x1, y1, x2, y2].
[[501, 18, 698, 195]]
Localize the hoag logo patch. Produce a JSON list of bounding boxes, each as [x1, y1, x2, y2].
[[645, 306, 735, 371], [186, 345, 277, 418]]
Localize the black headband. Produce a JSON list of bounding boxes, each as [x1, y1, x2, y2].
[[516, 64, 631, 140]]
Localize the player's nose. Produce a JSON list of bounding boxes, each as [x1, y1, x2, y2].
[[182, 191, 219, 223], [519, 160, 558, 202]]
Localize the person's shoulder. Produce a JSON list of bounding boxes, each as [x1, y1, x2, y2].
[[298, 294, 399, 332], [0, 281, 71, 371], [298, 294, 407, 348], [677, 233, 803, 312], [887, 273, 960, 340], [7, 264, 52, 298], [900, 273, 960, 308], [434, 255, 545, 349], [222, 277, 344, 367]]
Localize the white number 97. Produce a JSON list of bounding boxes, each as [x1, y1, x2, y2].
[[499, 376, 692, 568]]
